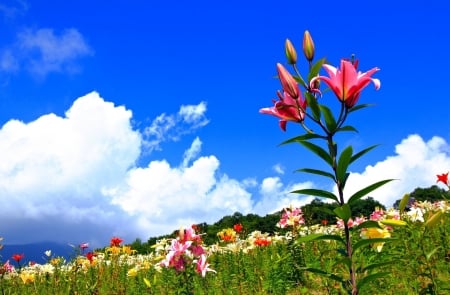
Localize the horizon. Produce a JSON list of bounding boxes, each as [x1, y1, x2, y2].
[[1, 0, 449, 248]]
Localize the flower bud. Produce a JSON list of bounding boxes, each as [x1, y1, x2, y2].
[[303, 30, 315, 62], [276, 63, 299, 99], [285, 39, 297, 64]]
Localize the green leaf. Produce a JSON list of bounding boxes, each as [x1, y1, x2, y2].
[[347, 179, 395, 205], [292, 74, 307, 90], [295, 168, 335, 181], [349, 145, 379, 165], [291, 188, 339, 203], [354, 220, 382, 230], [336, 146, 353, 184], [297, 233, 345, 246], [298, 141, 333, 166], [319, 105, 337, 132], [301, 267, 344, 283], [380, 219, 407, 227], [357, 272, 391, 291], [336, 125, 358, 133], [280, 133, 324, 145], [305, 92, 321, 121], [361, 261, 396, 272], [334, 204, 351, 223], [307, 58, 326, 82], [425, 246, 441, 261], [348, 103, 374, 113], [353, 238, 397, 253]]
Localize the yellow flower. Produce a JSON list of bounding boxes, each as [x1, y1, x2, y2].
[[127, 267, 138, 277], [360, 227, 391, 252], [20, 271, 35, 284]]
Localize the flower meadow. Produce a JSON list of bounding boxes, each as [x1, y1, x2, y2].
[[2, 31, 450, 294], [1, 196, 449, 294]]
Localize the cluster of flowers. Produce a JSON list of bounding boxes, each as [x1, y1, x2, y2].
[[156, 226, 215, 277]]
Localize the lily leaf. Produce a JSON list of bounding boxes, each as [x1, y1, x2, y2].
[[292, 74, 307, 90], [298, 141, 333, 166], [357, 272, 391, 291], [291, 188, 339, 203], [280, 133, 324, 145], [307, 58, 326, 82], [319, 104, 337, 132], [334, 204, 351, 223], [295, 168, 335, 181], [348, 103, 374, 113], [425, 247, 441, 261], [336, 125, 358, 133], [301, 267, 344, 283], [361, 261, 396, 272], [349, 145, 379, 165], [354, 220, 382, 230], [336, 146, 353, 184], [305, 92, 321, 121], [347, 179, 395, 205]]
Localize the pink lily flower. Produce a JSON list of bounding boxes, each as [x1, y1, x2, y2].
[[195, 254, 216, 277], [260, 64, 307, 131], [310, 59, 380, 108]]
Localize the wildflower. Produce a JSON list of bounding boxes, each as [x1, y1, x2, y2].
[[195, 254, 216, 277], [277, 206, 305, 228], [233, 223, 243, 233], [12, 253, 24, 263], [360, 227, 391, 252], [86, 252, 96, 264], [80, 242, 89, 250], [436, 172, 449, 186], [254, 237, 271, 247], [260, 64, 307, 131], [217, 228, 237, 243], [110, 237, 123, 247], [310, 59, 380, 108], [20, 271, 35, 284]]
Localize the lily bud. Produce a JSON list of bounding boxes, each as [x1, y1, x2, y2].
[[276, 63, 299, 99], [285, 39, 297, 64], [302, 30, 315, 62]]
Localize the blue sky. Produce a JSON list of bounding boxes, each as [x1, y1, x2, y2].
[[1, 0, 449, 247]]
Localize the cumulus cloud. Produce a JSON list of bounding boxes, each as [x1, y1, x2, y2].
[[0, 92, 141, 245], [1, 27, 92, 77], [142, 101, 209, 153], [336, 134, 450, 207], [1, 91, 449, 247], [0, 0, 28, 20]]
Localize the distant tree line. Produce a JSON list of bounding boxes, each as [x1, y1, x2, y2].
[[128, 185, 449, 254]]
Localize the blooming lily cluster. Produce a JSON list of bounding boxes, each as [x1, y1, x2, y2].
[[157, 226, 215, 277]]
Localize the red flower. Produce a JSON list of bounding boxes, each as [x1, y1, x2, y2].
[[254, 238, 271, 247], [12, 254, 24, 263], [436, 172, 449, 185], [233, 223, 243, 233], [321, 219, 329, 226], [86, 252, 96, 263], [310, 59, 380, 108], [110, 237, 123, 247]]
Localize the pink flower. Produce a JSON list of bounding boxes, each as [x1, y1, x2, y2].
[[195, 254, 216, 277], [260, 64, 307, 131], [310, 59, 380, 108]]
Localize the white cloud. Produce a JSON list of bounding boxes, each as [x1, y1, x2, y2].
[[272, 163, 285, 174], [142, 101, 209, 153], [0, 0, 28, 19], [336, 134, 450, 207], [1, 91, 449, 248], [0, 92, 141, 245], [1, 27, 92, 77]]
